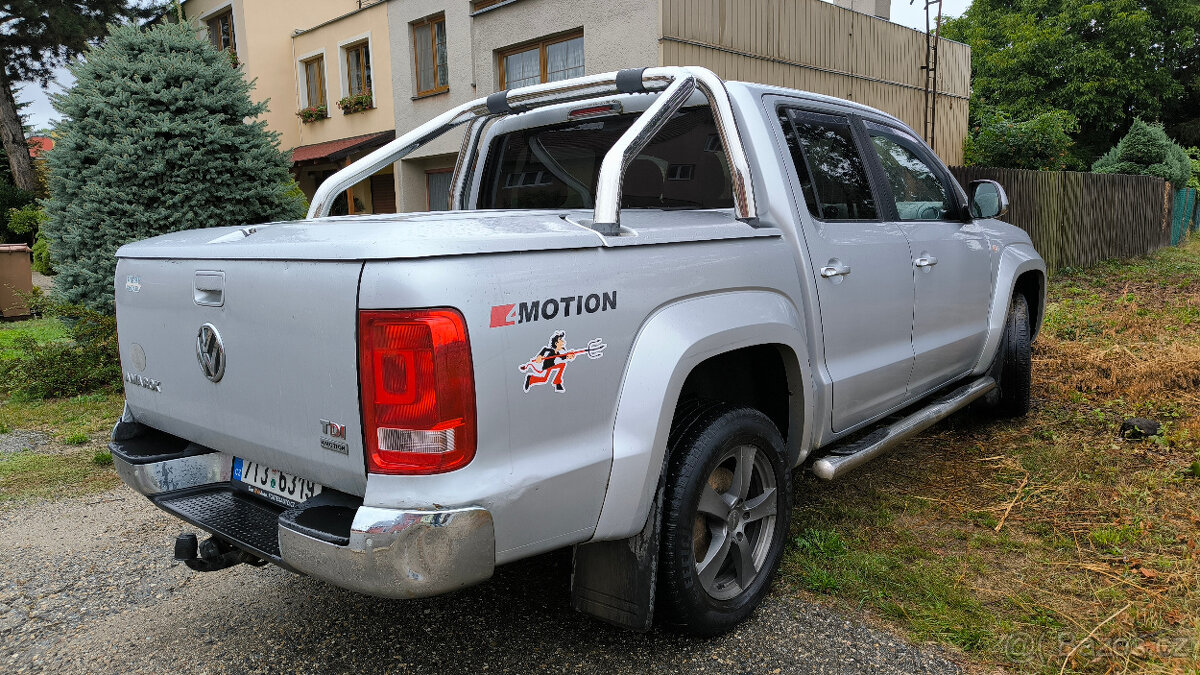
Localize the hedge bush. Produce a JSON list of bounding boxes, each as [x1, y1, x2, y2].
[[0, 298, 120, 401], [963, 109, 1079, 171]]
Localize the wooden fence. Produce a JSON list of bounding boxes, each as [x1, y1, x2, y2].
[[949, 166, 1172, 271]]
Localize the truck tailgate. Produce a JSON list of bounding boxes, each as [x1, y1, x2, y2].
[[114, 258, 367, 495]]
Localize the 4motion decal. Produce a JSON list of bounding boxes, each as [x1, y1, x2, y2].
[[491, 291, 616, 328]]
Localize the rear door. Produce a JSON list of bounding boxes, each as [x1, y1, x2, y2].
[[861, 121, 992, 396], [776, 107, 916, 432]]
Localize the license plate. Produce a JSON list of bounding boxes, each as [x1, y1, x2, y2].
[[232, 457, 322, 507]]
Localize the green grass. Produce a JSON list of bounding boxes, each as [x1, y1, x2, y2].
[[0, 317, 67, 361], [0, 392, 124, 440], [784, 238, 1200, 673], [0, 450, 120, 503], [61, 431, 90, 445], [0, 314, 124, 509]]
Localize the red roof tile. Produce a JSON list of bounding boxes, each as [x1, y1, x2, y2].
[[291, 131, 395, 164], [28, 136, 53, 158]]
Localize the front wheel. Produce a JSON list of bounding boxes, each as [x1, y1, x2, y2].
[[988, 293, 1032, 417], [658, 405, 791, 636]]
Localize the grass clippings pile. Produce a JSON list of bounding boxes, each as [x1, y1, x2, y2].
[[785, 239, 1200, 673]]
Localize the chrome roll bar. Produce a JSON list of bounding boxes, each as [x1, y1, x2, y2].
[[306, 66, 758, 232]]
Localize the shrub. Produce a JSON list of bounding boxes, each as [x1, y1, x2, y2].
[[963, 109, 1079, 171], [31, 235, 55, 275], [8, 203, 44, 238], [0, 301, 120, 401], [1092, 120, 1192, 186], [0, 181, 34, 244], [43, 21, 306, 313], [8, 204, 55, 274]]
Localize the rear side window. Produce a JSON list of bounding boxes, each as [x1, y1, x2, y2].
[[478, 108, 734, 210], [778, 108, 877, 221]]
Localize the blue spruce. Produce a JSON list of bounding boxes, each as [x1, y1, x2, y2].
[[44, 21, 306, 312]]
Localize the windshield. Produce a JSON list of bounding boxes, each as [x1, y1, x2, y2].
[[477, 108, 735, 210]]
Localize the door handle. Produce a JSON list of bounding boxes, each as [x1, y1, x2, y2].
[[820, 260, 852, 278], [914, 254, 939, 268]]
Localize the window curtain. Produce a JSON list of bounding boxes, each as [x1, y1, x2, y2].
[[546, 37, 584, 82], [434, 22, 448, 88], [415, 23, 434, 92], [504, 49, 540, 88], [427, 172, 453, 211]]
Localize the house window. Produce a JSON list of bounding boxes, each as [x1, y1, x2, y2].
[[498, 32, 583, 89], [206, 8, 236, 52], [302, 55, 326, 109], [413, 15, 448, 97], [427, 169, 453, 211], [345, 41, 372, 97]]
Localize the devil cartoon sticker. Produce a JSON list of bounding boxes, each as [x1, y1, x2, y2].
[[519, 330, 607, 393]]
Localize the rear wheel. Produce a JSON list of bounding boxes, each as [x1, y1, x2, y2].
[[658, 404, 791, 636]]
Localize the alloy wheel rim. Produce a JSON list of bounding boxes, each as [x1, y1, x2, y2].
[[691, 443, 778, 600]]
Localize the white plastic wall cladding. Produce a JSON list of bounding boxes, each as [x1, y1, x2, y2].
[[590, 290, 813, 542]]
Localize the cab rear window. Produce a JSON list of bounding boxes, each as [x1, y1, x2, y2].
[[477, 108, 734, 210]]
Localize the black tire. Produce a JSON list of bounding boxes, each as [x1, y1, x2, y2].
[[990, 293, 1032, 418], [658, 404, 791, 636]]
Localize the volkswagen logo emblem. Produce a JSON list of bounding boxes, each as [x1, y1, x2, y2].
[[196, 323, 226, 383]]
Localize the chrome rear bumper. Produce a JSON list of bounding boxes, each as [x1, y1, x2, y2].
[[278, 506, 495, 599], [112, 449, 495, 599]]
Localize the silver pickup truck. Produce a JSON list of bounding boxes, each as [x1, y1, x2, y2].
[[110, 66, 1044, 636]]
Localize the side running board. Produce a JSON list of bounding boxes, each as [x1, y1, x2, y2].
[[812, 376, 996, 481]]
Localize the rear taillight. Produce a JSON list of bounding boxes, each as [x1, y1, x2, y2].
[[358, 309, 476, 475]]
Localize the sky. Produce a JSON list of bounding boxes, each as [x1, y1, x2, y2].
[[15, 0, 975, 134], [17, 71, 72, 134], [889, 0, 973, 32]]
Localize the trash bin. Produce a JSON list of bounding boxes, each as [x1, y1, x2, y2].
[[0, 244, 33, 319]]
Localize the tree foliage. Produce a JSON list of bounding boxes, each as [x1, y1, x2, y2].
[[43, 21, 306, 312], [943, 0, 1200, 161], [1187, 147, 1200, 189], [0, 2, 163, 191], [963, 109, 1079, 171], [1092, 120, 1193, 186], [0, 1, 163, 84]]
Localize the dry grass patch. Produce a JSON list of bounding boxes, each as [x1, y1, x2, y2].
[[784, 239, 1200, 673]]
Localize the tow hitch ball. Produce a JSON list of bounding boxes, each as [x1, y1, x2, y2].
[[174, 533, 265, 572]]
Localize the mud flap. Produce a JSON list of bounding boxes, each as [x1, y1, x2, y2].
[[570, 477, 663, 631]]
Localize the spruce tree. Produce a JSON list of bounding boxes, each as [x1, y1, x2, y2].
[[44, 21, 306, 312], [1092, 120, 1193, 187]]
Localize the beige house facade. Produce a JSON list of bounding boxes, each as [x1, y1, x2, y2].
[[176, 0, 967, 215], [179, 0, 399, 215]]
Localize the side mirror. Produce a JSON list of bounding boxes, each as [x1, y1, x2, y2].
[[967, 179, 1009, 219]]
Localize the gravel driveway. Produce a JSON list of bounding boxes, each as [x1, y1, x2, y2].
[[0, 487, 964, 674]]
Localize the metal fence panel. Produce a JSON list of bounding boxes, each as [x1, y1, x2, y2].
[[660, 0, 971, 164]]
